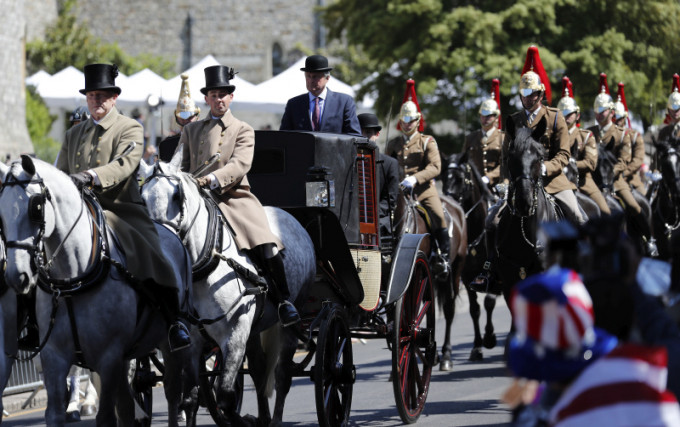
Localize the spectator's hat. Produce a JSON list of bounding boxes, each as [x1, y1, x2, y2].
[[201, 65, 236, 95], [300, 55, 333, 72], [80, 63, 121, 95], [508, 267, 618, 383], [358, 113, 382, 131]]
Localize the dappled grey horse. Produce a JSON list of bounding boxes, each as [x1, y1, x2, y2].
[[0, 227, 18, 420], [138, 150, 316, 426], [0, 156, 191, 427]]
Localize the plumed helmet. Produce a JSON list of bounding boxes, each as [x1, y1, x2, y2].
[[396, 79, 425, 132], [69, 106, 90, 123], [593, 93, 613, 113], [613, 98, 628, 120], [479, 98, 500, 116], [557, 96, 579, 117], [175, 73, 200, 120], [399, 100, 421, 123], [519, 71, 545, 97], [668, 90, 680, 111]]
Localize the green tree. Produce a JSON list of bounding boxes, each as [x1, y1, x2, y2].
[[322, 0, 680, 151], [26, 87, 60, 164]]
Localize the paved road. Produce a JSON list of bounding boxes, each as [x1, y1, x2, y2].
[[3, 291, 513, 426]]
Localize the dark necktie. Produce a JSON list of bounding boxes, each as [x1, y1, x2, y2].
[[312, 97, 320, 131]]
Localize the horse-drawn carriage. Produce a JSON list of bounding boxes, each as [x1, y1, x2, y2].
[[245, 130, 438, 425]]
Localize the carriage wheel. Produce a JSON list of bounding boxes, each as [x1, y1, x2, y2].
[[313, 305, 355, 427], [132, 356, 155, 427], [391, 252, 436, 424], [199, 346, 244, 426]]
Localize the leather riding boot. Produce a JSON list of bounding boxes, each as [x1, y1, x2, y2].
[[17, 292, 39, 351], [432, 228, 450, 279], [158, 288, 191, 352], [265, 254, 300, 327]]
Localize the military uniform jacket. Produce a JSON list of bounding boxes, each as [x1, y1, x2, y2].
[[463, 127, 504, 187], [385, 132, 441, 195], [572, 128, 600, 192], [587, 123, 632, 192], [625, 128, 645, 189], [57, 106, 176, 288], [180, 111, 282, 251], [505, 106, 573, 194]]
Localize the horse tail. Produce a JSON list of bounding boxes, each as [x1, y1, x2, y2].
[[260, 324, 282, 398]]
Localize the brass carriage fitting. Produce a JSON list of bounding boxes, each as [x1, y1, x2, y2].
[[305, 166, 335, 207]]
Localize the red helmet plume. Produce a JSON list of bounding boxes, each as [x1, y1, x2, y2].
[[599, 73, 610, 94], [521, 46, 551, 104], [396, 79, 425, 132], [617, 82, 631, 127], [492, 78, 501, 129], [561, 76, 573, 98]]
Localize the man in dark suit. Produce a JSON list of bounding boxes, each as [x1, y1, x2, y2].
[[358, 113, 400, 237], [279, 54, 361, 135]]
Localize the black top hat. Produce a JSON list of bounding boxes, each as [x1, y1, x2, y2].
[[358, 113, 382, 131], [201, 66, 236, 95], [300, 55, 333, 73], [79, 64, 121, 95]]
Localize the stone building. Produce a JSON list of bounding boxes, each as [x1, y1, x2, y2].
[[72, 0, 325, 83]]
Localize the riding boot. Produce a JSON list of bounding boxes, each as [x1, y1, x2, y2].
[[265, 254, 300, 327], [432, 228, 450, 280], [156, 287, 191, 352], [17, 292, 39, 352], [632, 211, 658, 257]]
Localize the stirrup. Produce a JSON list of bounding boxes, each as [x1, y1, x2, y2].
[[645, 237, 659, 257], [168, 322, 191, 352]]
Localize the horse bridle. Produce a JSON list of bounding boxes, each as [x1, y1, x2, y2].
[[508, 172, 540, 218], [657, 147, 680, 237]]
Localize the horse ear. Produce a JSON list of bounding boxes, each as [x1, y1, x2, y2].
[[137, 158, 153, 181], [531, 116, 547, 141], [458, 151, 468, 164], [170, 144, 184, 172], [21, 155, 36, 177], [505, 116, 515, 140]]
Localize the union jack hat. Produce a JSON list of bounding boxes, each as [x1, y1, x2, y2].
[[508, 267, 618, 382]]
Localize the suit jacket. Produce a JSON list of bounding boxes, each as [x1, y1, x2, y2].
[[463, 127, 504, 187], [504, 106, 574, 194], [279, 88, 361, 135], [180, 111, 282, 251], [377, 152, 400, 233], [57, 106, 176, 288]]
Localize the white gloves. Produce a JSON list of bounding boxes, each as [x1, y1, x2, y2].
[[541, 163, 547, 176], [481, 176, 490, 185], [400, 176, 417, 189]]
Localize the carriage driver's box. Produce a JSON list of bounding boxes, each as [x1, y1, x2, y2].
[[250, 131, 383, 313]]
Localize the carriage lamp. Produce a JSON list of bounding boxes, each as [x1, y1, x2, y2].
[[306, 166, 335, 207]]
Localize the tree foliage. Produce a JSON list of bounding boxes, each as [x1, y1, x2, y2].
[[322, 0, 680, 151], [26, 87, 60, 164], [26, 0, 175, 78]]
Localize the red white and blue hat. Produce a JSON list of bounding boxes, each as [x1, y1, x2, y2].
[[508, 267, 618, 382]]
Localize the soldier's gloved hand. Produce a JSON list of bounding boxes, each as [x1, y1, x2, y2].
[[196, 176, 211, 188], [540, 163, 547, 176], [70, 172, 93, 190], [400, 176, 417, 189], [481, 176, 490, 185]]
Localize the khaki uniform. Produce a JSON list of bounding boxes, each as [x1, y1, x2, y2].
[[571, 128, 610, 214], [57, 106, 177, 289], [463, 127, 504, 188], [625, 128, 645, 194], [505, 106, 575, 194], [386, 132, 446, 230], [180, 111, 282, 251], [588, 123, 640, 213]]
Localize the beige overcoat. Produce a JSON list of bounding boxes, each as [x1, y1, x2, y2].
[[179, 111, 282, 251]]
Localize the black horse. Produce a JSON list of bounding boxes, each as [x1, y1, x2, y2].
[[496, 117, 560, 301], [592, 143, 625, 215], [444, 152, 499, 361], [652, 139, 680, 260]]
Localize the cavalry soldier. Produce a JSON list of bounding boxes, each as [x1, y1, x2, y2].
[[588, 73, 657, 256], [158, 73, 201, 162], [463, 79, 505, 193], [505, 46, 584, 225], [613, 82, 646, 195], [557, 77, 611, 215], [385, 79, 449, 277], [657, 73, 680, 144], [179, 65, 299, 326], [57, 63, 191, 351]]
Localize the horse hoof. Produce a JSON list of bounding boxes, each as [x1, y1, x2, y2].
[[80, 404, 97, 416], [439, 359, 454, 371], [483, 333, 497, 349], [66, 411, 81, 423], [468, 348, 483, 362]]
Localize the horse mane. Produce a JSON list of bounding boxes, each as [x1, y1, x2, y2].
[[509, 127, 545, 159]]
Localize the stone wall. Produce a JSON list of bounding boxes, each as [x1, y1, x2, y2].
[[74, 0, 320, 83], [0, 0, 33, 160]]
